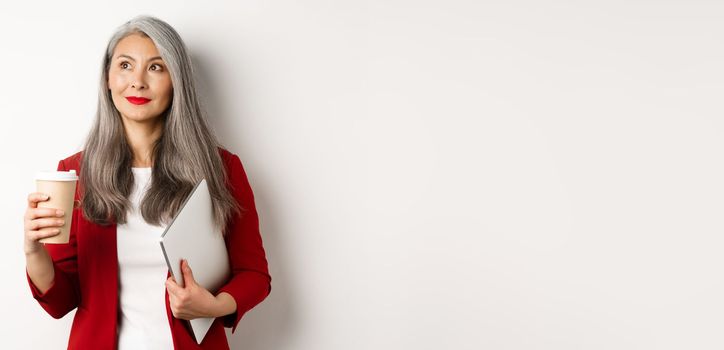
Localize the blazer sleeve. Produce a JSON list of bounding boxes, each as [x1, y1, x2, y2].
[[25, 159, 81, 319], [216, 154, 272, 333]]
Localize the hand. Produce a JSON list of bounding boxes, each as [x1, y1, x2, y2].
[[166, 259, 218, 320], [24, 192, 66, 255]]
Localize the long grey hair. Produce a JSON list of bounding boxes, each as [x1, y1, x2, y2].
[[80, 15, 240, 234]]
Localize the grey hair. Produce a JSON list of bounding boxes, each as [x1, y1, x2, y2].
[[80, 15, 241, 234]]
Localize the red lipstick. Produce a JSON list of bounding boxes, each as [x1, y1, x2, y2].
[[126, 96, 151, 105]]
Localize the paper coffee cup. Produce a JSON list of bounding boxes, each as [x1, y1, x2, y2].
[[36, 170, 78, 244]]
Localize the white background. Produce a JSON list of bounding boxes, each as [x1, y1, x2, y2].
[[1, 1, 723, 349]]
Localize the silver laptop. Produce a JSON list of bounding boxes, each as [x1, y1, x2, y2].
[[159, 178, 231, 344]]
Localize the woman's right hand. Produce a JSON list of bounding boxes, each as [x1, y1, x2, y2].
[[24, 192, 66, 255]]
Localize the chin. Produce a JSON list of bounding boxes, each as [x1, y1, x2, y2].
[[121, 112, 163, 123]]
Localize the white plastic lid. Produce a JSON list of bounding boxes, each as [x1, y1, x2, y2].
[[36, 170, 78, 181]]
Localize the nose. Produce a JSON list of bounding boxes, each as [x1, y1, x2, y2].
[[130, 71, 147, 89]]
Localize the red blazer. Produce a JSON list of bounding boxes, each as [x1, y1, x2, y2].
[[26, 148, 272, 349]]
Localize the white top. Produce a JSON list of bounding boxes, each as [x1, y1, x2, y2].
[[116, 167, 174, 349]]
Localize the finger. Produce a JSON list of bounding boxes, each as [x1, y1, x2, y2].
[[27, 207, 64, 220], [27, 228, 61, 241], [27, 193, 50, 209], [170, 307, 186, 320], [181, 259, 196, 287], [176, 313, 193, 321], [166, 276, 182, 295], [27, 217, 65, 231]]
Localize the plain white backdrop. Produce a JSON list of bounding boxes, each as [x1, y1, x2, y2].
[[1, 0, 724, 349]]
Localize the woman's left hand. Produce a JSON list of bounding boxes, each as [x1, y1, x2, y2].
[[165, 259, 219, 320]]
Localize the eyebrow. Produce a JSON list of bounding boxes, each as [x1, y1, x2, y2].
[[115, 54, 163, 62]]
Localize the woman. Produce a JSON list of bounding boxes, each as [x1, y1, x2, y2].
[[23, 15, 271, 349]]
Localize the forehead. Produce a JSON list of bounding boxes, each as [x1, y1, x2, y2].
[[112, 34, 161, 60]]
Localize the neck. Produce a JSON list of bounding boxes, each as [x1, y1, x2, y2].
[[122, 117, 163, 168]]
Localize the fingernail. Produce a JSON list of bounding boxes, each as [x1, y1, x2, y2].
[[42, 194, 49, 199], [56, 210, 64, 216]]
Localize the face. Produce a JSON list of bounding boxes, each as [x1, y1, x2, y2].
[[108, 34, 173, 124]]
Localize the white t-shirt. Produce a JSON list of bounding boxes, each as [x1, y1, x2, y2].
[[116, 167, 174, 349]]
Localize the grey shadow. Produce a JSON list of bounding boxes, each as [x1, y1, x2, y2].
[[190, 51, 296, 349]]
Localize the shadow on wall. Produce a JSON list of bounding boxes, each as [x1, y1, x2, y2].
[[191, 52, 296, 349]]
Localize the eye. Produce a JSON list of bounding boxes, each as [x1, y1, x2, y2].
[[119, 61, 131, 70], [150, 64, 163, 71]]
